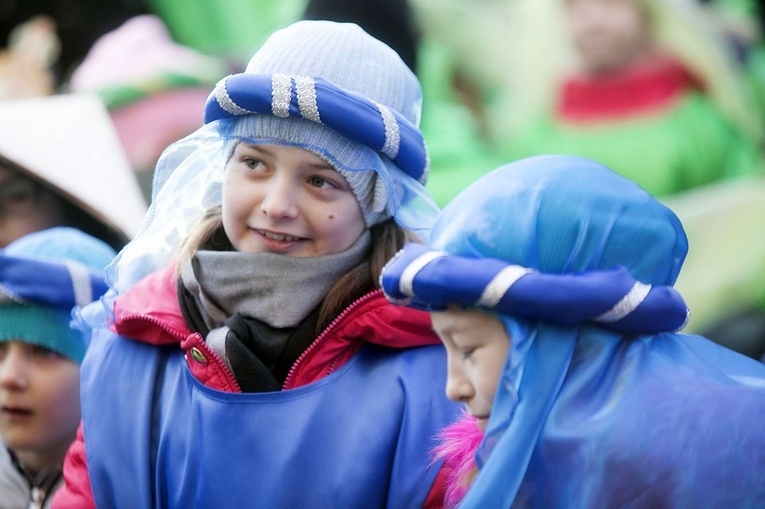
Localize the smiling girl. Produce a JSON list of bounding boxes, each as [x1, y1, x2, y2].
[[53, 20, 459, 508]]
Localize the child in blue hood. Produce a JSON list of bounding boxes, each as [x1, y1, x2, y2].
[[381, 155, 765, 508]]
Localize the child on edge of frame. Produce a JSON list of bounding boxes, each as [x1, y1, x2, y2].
[[0, 227, 116, 509], [52, 20, 461, 509], [0, 94, 148, 251], [497, 0, 764, 198], [380, 155, 765, 508]]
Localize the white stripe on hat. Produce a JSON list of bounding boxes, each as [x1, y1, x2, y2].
[[477, 265, 534, 308], [271, 73, 292, 118], [296, 76, 321, 123], [375, 101, 400, 160], [593, 281, 651, 323], [64, 260, 93, 308], [399, 251, 449, 298], [215, 77, 251, 116]]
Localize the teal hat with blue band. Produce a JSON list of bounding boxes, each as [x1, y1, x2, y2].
[[0, 227, 116, 362]]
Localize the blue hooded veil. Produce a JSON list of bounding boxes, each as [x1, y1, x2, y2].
[[382, 155, 765, 507]]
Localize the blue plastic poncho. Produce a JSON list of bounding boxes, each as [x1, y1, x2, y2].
[[382, 155, 765, 508]]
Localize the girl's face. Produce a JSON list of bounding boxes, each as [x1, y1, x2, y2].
[[564, 0, 651, 74], [222, 143, 366, 257], [0, 341, 80, 471], [431, 307, 510, 432]]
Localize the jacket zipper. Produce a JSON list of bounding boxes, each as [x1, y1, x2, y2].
[[185, 331, 243, 392], [29, 470, 61, 509], [118, 314, 187, 342], [283, 290, 382, 389], [122, 287, 383, 393], [15, 459, 62, 509], [118, 315, 243, 393]]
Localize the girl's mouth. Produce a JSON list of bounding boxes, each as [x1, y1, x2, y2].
[[468, 411, 489, 431], [256, 229, 302, 242], [1, 406, 33, 419]]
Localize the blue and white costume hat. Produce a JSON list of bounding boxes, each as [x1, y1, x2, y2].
[[0, 227, 116, 362], [381, 156, 704, 506], [108, 20, 438, 294], [206, 74, 428, 186], [382, 155, 690, 335], [381, 242, 689, 335]]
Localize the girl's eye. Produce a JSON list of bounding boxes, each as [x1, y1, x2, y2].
[[307, 176, 335, 189], [243, 157, 264, 170]]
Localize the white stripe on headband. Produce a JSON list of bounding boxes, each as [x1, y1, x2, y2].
[[271, 73, 292, 118], [214, 77, 251, 116], [477, 265, 534, 308], [374, 101, 401, 160], [593, 281, 651, 323], [295, 76, 321, 123], [419, 152, 431, 185], [64, 261, 93, 308], [399, 251, 449, 297], [0, 284, 24, 304]]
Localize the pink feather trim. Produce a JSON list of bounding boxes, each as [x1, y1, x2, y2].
[[431, 411, 484, 508]]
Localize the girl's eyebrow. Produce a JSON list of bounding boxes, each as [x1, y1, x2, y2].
[[240, 143, 336, 171], [240, 143, 270, 155], [308, 161, 337, 172]]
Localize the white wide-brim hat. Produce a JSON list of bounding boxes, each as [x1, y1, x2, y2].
[[0, 93, 148, 243]]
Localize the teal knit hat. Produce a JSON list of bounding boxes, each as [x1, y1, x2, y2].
[[0, 227, 116, 362]]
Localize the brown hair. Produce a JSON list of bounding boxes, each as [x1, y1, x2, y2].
[[317, 218, 419, 331], [176, 206, 230, 275], [176, 208, 418, 333]]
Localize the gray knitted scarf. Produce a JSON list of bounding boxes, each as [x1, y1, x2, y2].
[[180, 231, 371, 367]]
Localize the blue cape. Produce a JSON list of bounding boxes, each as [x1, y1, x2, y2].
[[392, 156, 765, 507]]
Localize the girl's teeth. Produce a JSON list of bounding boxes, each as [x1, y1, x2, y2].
[[261, 231, 298, 241]]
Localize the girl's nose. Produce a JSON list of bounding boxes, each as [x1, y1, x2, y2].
[[0, 344, 29, 391], [445, 360, 473, 403], [260, 177, 299, 219]]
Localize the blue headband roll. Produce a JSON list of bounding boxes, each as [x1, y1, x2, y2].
[[0, 254, 109, 309], [204, 73, 429, 184], [381, 243, 689, 335]]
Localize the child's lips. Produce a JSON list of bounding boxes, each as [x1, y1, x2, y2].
[[252, 228, 307, 251], [255, 229, 304, 242], [1, 406, 33, 418], [468, 410, 489, 421], [469, 413, 490, 430]]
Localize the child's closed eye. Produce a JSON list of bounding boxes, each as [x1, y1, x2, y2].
[[30, 344, 65, 360]]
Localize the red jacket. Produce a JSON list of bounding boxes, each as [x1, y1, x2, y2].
[[53, 263, 451, 507]]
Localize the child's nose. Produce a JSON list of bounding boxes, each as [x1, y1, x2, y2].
[[445, 364, 473, 403], [0, 346, 29, 391], [260, 178, 299, 219]]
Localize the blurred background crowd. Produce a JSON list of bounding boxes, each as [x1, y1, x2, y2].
[[1, 0, 764, 360]]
